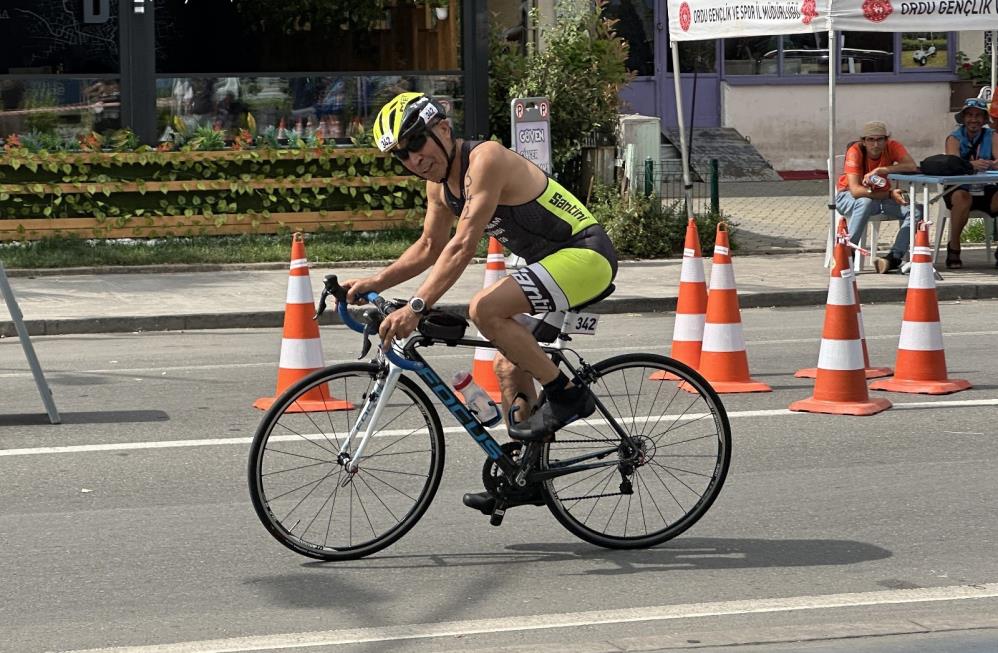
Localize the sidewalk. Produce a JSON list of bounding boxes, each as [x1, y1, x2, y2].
[[3, 252, 997, 337]]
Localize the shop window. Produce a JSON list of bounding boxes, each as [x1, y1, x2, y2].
[[0, 78, 120, 137], [840, 32, 893, 74], [155, 74, 463, 143], [666, 42, 717, 73], [0, 0, 120, 74], [603, 0, 654, 77], [782, 33, 829, 76], [900, 32, 949, 70], [154, 0, 460, 74], [723, 36, 778, 75]]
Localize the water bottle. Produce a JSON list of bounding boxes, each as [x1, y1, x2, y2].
[[451, 371, 501, 427]]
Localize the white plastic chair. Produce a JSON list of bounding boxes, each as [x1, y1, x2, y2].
[[932, 207, 997, 266]]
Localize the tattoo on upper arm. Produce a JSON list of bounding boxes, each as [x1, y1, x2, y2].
[[460, 174, 475, 221]]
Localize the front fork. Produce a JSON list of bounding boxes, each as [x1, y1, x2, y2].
[[338, 360, 403, 477]]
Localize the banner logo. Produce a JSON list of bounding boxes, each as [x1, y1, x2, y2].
[[801, 0, 818, 23], [862, 0, 893, 22], [679, 2, 692, 30]]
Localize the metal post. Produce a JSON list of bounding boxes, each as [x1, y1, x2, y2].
[[670, 41, 694, 220], [0, 263, 60, 424], [992, 31, 997, 94], [710, 158, 719, 213], [825, 28, 838, 268]]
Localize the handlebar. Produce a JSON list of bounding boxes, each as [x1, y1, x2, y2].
[[315, 274, 424, 371]]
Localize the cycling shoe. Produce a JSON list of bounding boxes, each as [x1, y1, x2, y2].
[[507, 387, 595, 441]]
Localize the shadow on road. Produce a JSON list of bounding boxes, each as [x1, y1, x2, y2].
[[0, 410, 168, 426]]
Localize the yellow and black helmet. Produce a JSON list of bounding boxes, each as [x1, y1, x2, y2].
[[372, 92, 447, 153]]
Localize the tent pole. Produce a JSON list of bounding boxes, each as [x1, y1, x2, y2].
[[992, 31, 997, 94], [825, 27, 837, 267], [670, 40, 694, 220]]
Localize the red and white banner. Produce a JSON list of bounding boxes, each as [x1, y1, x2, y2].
[[668, 0, 998, 41]]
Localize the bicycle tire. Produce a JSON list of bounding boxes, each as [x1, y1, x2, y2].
[[248, 362, 445, 560], [541, 353, 731, 549]]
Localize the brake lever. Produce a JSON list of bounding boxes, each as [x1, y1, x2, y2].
[[314, 289, 329, 320], [359, 322, 374, 359]]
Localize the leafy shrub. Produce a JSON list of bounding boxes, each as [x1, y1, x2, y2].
[[488, 2, 631, 172], [589, 184, 728, 259]]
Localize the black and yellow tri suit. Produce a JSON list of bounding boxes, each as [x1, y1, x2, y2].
[[443, 141, 618, 313]]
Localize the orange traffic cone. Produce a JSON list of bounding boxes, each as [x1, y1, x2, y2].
[[797, 218, 892, 380], [471, 237, 505, 401], [789, 228, 892, 416], [653, 218, 706, 380], [696, 223, 771, 393], [869, 222, 971, 395], [254, 233, 352, 412]]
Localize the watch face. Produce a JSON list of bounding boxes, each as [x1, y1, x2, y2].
[[409, 297, 426, 314]]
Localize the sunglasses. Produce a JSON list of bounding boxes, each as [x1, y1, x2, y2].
[[863, 136, 887, 143], [392, 131, 428, 161]]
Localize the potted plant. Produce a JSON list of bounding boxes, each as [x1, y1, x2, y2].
[[951, 50, 992, 110], [431, 0, 448, 21]]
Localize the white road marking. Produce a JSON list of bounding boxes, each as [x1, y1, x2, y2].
[[2, 330, 997, 380], [60, 583, 998, 653], [3, 399, 997, 458]]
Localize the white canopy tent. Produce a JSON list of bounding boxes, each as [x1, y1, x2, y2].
[[664, 0, 998, 239]]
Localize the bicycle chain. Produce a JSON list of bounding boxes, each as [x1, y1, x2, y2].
[[546, 439, 635, 501]]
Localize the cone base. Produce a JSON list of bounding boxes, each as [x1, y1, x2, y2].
[[681, 378, 771, 394], [253, 397, 354, 412], [795, 366, 893, 380], [869, 377, 972, 395], [789, 396, 892, 416]]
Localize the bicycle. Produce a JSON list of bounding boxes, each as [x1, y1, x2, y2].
[[248, 274, 731, 561]]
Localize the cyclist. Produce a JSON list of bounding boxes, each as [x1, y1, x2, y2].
[[341, 92, 618, 492]]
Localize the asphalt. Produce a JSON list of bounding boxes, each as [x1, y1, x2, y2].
[[3, 249, 998, 337]]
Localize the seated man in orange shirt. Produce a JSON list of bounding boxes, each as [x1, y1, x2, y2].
[[834, 121, 921, 273]]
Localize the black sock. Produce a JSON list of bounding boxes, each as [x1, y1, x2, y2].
[[542, 371, 570, 400]]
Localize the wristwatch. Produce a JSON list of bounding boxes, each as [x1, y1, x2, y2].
[[407, 296, 429, 315]]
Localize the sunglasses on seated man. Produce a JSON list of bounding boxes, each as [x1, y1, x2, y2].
[[392, 130, 429, 161]]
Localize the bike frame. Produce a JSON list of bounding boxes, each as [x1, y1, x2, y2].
[[332, 294, 638, 483]]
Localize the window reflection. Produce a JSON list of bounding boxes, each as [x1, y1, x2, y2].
[[154, 0, 460, 74], [781, 33, 829, 75], [0, 78, 120, 137], [0, 0, 120, 74], [840, 32, 893, 73], [724, 36, 778, 75], [156, 75, 463, 144]]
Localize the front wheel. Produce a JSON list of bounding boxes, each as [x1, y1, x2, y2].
[[542, 353, 731, 549], [248, 363, 445, 560]]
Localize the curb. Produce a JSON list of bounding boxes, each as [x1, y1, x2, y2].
[[5, 283, 997, 337]]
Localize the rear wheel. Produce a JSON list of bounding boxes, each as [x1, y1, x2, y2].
[[248, 363, 445, 560], [542, 353, 730, 549]]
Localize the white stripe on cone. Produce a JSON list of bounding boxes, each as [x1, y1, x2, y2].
[[285, 276, 315, 304], [673, 313, 706, 341], [816, 338, 865, 371], [702, 322, 746, 353], [827, 276, 855, 306], [908, 262, 936, 290], [487, 254, 506, 263], [279, 338, 325, 369], [680, 257, 706, 283], [913, 246, 933, 256], [898, 320, 945, 351], [709, 263, 736, 290], [290, 258, 308, 270]]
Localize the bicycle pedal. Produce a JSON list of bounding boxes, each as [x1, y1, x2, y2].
[[489, 505, 506, 526]]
